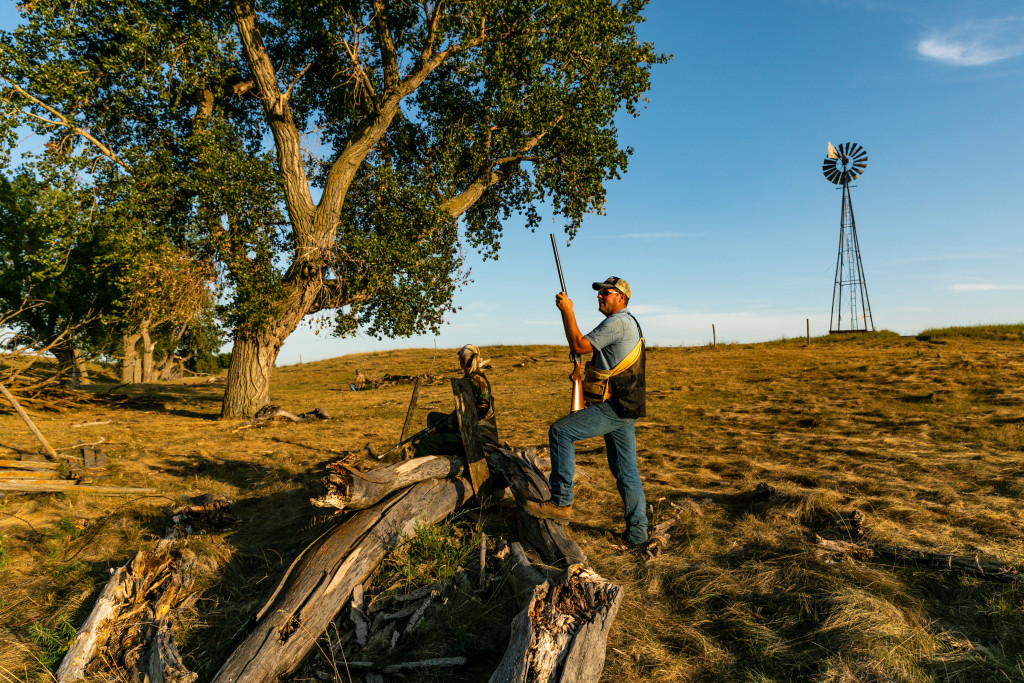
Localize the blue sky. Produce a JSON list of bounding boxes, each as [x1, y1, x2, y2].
[[4, 1, 1022, 364]]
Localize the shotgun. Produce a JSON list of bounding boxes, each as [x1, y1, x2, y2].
[[550, 234, 585, 413], [376, 423, 438, 459]]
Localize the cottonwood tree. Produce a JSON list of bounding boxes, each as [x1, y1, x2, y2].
[[0, 169, 110, 388], [110, 243, 215, 384], [1, 0, 665, 417]]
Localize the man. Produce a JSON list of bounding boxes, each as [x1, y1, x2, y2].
[[525, 276, 649, 547], [413, 344, 499, 457]]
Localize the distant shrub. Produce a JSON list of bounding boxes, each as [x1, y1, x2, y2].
[[916, 324, 1024, 343], [189, 350, 232, 375], [812, 329, 901, 345]]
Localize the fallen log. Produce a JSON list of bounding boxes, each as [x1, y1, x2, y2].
[[0, 480, 155, 495], [212, 477, 473, 683], [0, 459, 58, 470], [813, 534, 1024, 582], [311, 455, 463, 511], [490, 564, 622, 683]]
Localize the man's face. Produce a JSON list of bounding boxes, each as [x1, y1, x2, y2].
[[597, 288, 624, 316]]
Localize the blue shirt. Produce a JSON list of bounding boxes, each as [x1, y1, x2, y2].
[[584, 309, 641, 370]]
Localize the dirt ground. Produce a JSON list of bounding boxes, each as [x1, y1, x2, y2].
[[1, 330, 1022, 681]]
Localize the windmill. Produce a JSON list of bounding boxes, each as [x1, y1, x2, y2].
[[822, 141, 875, 333]]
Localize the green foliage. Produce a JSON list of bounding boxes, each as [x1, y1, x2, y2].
[[28, 617, 77, 669], [0, 169, 114, 354], [916, 324, 1024, 343], [378, 516, 480, 590]]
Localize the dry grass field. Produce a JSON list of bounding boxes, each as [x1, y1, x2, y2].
[[1, 326, 1023, 682]]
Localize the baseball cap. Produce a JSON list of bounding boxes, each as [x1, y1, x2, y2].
[[591, 276, 631, 299]]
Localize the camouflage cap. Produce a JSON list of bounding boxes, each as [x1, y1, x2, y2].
[[591, 276, 631, 299]]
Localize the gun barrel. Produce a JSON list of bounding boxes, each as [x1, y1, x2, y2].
[[550, 233, 568, 294]]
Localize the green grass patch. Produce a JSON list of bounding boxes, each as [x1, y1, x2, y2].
[[916, 323, 1024, 342]]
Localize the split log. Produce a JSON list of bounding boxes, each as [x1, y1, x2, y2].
[[56, 539, 201, 682], [489, 564, 622, 683], [311, 455, 463, 511], [212, 477, 473, 683]]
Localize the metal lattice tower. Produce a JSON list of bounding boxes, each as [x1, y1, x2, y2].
[[822, 142, 875, 333]]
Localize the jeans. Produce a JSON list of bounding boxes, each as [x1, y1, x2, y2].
[[548, 402, 648, 544]]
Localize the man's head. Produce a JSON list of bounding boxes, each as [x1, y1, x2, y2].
[[592, 276, 630, 316]]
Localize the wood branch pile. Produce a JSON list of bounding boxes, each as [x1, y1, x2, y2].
[[231, 404, 331, 432], [351, 371, 448, 390], [215, 442, 621, 682], [56, 497, 234, 682], [813, 533, 1024, 582]]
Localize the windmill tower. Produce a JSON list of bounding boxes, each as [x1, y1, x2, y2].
[[822, 142, 875, 333]]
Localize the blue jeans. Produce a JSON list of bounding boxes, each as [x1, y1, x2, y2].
[[548, 402, 648, 544]]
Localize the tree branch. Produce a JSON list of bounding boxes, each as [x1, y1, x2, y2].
[[1, 76, 130, 170], [440, 117, 562, 217], [231, 0, 317, 235]]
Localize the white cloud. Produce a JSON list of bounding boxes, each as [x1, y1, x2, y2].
[[952, 283, 1024, 291], [917, 17, 1024, 66]]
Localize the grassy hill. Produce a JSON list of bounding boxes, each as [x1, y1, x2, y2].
[[1, 328, 1022, 681]]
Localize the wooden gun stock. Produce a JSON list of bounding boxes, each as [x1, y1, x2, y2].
[[569, 357, 585, 413]]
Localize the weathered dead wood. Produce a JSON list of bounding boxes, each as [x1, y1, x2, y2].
[[452, 377, 490, 496], [0, 458, 58, 470], [213, 477, 473, 683], [56, 540, 201, 682], [57, 497, 234, 681], [311, 455, 463, 511], [0, 480, 155, 494], [490, 564, 622, 683], [813, 534, 1024, 582], [230, 405, 330, 432], [0, 468, 59, 480], [399, 377, 422, 459], [0, 378, 58, 458], [486, 447, 587, 567]]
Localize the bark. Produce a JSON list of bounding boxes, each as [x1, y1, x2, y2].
[[121, 332, 141, 384], [311, 455, 463, 511], [220, 328, 285, 418], [73, 347, 90, 385], [141, 316, 156, 383], [213, 477, 473, 682], [490, 565, 622, 683], [54, 345, 81, 390]]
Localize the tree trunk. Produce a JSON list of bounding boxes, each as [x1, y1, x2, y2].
[[121, 332, 141, 384], [220, 328, 285, 418], [54, 345, 81, 390], [141, 317, 155, 383], [213, 477, 473, 682]]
